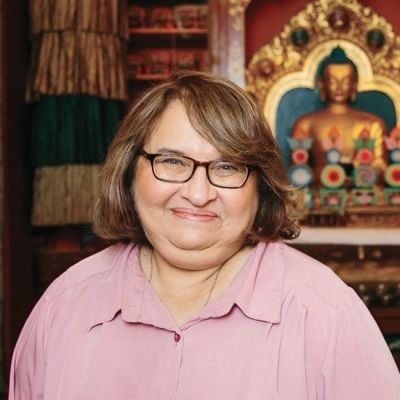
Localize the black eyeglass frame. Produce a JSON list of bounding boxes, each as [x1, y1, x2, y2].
[[139, 149, 257, 189]]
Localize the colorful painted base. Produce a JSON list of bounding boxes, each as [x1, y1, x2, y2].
[[294, 187, 313, 209], [319, 188, 347, 210], [351, 188, 377, 206], [384, 188, 400, 206]]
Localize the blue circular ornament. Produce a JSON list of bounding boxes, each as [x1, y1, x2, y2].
[[288, 165, 313, 187], [389, 149, 400, 164], [325, 149, 341, 164]]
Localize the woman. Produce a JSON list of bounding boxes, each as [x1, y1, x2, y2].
[[10, 72, 399, 399]]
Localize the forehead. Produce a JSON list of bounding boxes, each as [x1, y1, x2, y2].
[[323, 64, 355, 79], [146, 100, 219, 156]]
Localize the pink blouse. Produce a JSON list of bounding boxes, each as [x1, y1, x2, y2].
[[9, 241, 400, 399]]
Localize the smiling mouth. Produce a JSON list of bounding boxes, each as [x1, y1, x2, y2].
[[172, 208, 217, 221]]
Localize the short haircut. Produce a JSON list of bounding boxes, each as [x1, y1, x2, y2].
[[93, 71, 300, 244]]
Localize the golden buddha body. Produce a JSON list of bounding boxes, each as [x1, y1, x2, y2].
[[292, 49, 386, 180]]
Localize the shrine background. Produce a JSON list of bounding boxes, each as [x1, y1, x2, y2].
[[2, 0, 400, 396]]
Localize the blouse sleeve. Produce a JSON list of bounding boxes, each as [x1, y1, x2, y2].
[[322, 287, 400, 399], [8, 295, 49, 400]]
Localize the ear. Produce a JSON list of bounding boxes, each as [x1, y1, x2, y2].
[[350, 84, 357, 102], [317, 79, 326, 102]]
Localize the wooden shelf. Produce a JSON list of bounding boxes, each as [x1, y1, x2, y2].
[[130, 73, 170, 81], [127, 2, 209, 92], [293, 227, 400, 246]]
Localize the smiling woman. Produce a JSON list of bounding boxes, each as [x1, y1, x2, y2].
[[9, 72, 400, 399], [95, 71, 297, 246], [133, 99, 260, 276]]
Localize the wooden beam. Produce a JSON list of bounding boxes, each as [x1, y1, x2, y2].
[[1, 0, 33, 388]]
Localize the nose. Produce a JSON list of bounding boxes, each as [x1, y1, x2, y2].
[[180, 165, 217, 206]]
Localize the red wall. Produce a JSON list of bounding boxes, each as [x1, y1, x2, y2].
[[245, 0, 400, 65]]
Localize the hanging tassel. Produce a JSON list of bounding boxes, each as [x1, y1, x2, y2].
[[27, 31, 127, 101], [29, 0, 128, 226], [27, 0, 128, 101], [32, 165, 101, 226], [30, 0, 128, 37]]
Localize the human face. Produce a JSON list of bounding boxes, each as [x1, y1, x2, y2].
[[321, 64, 356, 103], [133, 100, 259, 269]]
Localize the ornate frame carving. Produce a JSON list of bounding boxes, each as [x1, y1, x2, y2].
[[246, 0, 400, 228]]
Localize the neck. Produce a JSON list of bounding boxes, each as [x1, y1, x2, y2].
[[326, 102, 351, 114], [151, 250, 224, 301], [140, 245, 253, 324]]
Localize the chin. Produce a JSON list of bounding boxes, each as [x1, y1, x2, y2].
[[331, 95, 348, 103], [168, 235, 216, 252], [168, 231, 245, 254]]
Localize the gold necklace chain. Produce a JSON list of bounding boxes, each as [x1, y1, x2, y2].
[[203, 264, 222, 307], [149, 251, 223, 307]]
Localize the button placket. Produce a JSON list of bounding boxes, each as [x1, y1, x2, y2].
[[174, 332, 181, 342], [173, 330, 184, 398]]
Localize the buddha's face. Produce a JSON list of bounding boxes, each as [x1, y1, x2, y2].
[[319, 64, 357, 104]]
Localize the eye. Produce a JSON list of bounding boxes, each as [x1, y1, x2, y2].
[[212, 162, 246, 175], [155, 156, 191, 168]]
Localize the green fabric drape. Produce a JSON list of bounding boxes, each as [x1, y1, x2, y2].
[[32, 95, 123, 167]]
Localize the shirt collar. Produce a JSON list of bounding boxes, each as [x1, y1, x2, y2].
[[193, 241, 285, 325], [85, 244, 135, 330], [234, 241, 285, 324], [87, 243, 177, 332], [87, 241, 286, 331]]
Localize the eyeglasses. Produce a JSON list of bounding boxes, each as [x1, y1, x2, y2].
[[139, 149, 257, 189]]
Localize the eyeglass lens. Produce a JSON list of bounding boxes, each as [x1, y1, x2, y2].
[[152, 154, 249, 188]]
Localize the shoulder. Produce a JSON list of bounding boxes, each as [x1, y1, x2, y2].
[[354, 109, 386, 129], [266, 242, 347, 310], [292, 114, 312, 132], [292, 111, 326, 134], [43, 242, 137, 301], [262, 242, 353, 355]]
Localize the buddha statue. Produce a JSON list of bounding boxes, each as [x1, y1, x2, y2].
[[291, 47, 386, 181]]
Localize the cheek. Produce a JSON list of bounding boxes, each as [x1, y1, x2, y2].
[[224, 181, 259, 223], [133, 161, 168, 212], [133, 163, 153, 205], [134, 165, 182, 223]]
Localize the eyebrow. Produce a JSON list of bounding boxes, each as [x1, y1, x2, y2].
[[153, 147, 225, 161], [154, 148, 187, 156]]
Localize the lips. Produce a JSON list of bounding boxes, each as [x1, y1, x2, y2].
[[332, 92, 346, 97], [171, 208, 217, 221]]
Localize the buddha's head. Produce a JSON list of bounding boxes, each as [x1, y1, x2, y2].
[[317, 47, 358, 104]]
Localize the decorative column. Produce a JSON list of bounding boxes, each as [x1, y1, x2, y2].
[[209, 0, 250, 87]]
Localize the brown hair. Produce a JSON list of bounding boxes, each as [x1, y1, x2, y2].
[[93, 71, 300, 244]]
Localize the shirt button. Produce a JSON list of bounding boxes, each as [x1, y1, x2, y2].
[[174, 332, 181, 342]]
